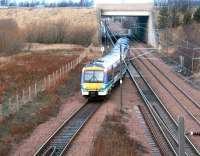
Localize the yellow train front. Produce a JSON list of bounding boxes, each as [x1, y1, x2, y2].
[[81, 37, 129, 97], [81, 64, 112, 97]]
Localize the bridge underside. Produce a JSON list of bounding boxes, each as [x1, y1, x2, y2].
[[98, 9, 157, 47]]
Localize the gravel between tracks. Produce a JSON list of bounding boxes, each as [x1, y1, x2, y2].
[[11, 75, 156, 155], [132, 43, 200, 151], [65, 77, 153, 156]]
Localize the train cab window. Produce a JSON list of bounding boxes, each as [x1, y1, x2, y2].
[[84, 70, 104, 83]]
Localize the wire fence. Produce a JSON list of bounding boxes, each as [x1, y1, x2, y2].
[[0, 52, 86, 118]]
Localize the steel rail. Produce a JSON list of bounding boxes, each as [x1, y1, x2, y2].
[[138, 105, 173, 156], [126, 61, 200, 156], [137, 56, 200, 126], [34, 102, 100, 156], [141, 49, 200, 110], [126, 62, 178, 155]]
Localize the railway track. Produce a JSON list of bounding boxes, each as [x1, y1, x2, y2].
[[136, 49, 200, 126], [34, 102, 100, 156], [126, 61, 200, 156], [138, 105, 174, 156]]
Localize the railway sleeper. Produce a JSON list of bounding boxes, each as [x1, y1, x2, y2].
[[138, 105, 174, 156]]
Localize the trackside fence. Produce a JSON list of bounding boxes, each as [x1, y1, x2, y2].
[[0, 52, 86, 118]]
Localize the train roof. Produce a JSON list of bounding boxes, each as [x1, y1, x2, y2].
[[86, 37, 129, 70]]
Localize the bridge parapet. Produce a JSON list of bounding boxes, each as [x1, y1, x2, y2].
[[96, 2, 154, 11], [96, 1, 158, 48]]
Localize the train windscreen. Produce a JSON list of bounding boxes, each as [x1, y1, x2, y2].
[[84, 70, 104, 83]]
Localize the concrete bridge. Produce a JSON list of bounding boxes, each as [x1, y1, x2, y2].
[[96, 1, 158, 47]]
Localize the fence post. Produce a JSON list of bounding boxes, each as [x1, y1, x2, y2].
[[65, 64, 68, 73], [78, 56, 80, 64], [29, 86, 31, 101], [8, 98, 12, 115], [16, 94, 19, 111], [0, 104, 2, 119], [63, 66, 65, 76], [52, 72, 55, 86], [44, 77, 47, 89], [48, 75, 51, 89], [34, 83, 37, 96], [56, 71, 58, 82], [67, 63, 70, 72], [22, 89, 25, 104], [60, 68, 62, 80], [41, 80, 46, 91]]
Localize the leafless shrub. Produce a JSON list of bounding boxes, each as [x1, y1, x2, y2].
[[25, 19, 68, 44], [25, 19, 96, 46], [171, 23, 200, 72], [0, 19, 24, 55]]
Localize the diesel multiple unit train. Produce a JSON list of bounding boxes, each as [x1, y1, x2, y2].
[[81, 37, 129, 97]]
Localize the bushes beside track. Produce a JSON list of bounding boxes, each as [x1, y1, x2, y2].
[[0, 19, 24, 55], [25, 19, 97, 46]]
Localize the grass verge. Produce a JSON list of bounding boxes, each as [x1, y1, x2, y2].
[[0, 63, 83, 155]]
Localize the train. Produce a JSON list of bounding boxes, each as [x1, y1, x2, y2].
[[81, 37, 129, 97]]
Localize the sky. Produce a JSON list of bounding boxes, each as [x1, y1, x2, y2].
[[95, 0, 153, 4], [10, 0, 153, 4]]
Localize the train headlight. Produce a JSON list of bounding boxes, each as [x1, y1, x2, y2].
[[100, 84, 106, 91]]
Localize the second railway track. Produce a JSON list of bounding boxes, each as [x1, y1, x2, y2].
[[34, 102, 100, 156], [126, 60, 200, 155], [136, 52, 200, 126]]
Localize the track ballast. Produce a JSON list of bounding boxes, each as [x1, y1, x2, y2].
[[34, 103, 100, 156], [126, 61, 200, 156]]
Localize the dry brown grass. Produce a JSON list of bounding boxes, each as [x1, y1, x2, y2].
[[0, 8, 98, 46], [0, 53, 76, 97], [0, 19, 24, 55], [0, 8, 97, 28], [0, 91, 61, 156], [0, 63, 83, 156], [90, 113, 148, 156]]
